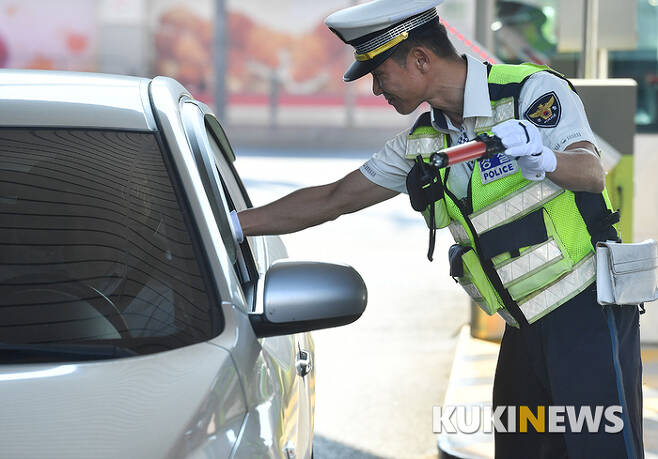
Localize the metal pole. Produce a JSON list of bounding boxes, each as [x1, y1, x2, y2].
[[269, 68, 279, 129], [214, 0, 227, 122], [581, 0, 599, 79], [577, 0, 586, 78], [345, 0, 358, 128], [598, 48, 609, 79], [474, 0, 495, 52], [345, 48, 356, 128]]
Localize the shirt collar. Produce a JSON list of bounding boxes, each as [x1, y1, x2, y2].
[[462, 54, 493, 120], [431, 54, 493, 132]]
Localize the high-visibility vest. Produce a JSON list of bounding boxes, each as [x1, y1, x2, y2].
[[406, 63, 619, 327]]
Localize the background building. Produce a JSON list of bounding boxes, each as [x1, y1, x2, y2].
[[1, 0, 653, 132]]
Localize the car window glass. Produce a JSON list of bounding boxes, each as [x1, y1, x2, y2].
[[205, 126, 261, 306], [207, 130, 248, 211], [205, 114, 236, 163], [0, 129, 222, 362]]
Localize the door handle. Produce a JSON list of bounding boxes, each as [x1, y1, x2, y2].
[[295, 349, 312, 377], [283, 441, 296, 459]]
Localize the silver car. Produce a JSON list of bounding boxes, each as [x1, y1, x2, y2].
[[0, 70, 367, 459]]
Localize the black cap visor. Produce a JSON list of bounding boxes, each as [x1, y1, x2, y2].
[[343, 47, 397, 82]]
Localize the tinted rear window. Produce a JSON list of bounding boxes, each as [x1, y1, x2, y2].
[[0, 129, 221, 361]]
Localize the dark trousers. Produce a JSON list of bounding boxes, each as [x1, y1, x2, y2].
[[493, 285, 644, 459]]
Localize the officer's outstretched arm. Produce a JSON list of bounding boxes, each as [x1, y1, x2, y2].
[[238, 169, 399, 236]]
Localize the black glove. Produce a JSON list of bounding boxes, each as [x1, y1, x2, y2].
[[406, 155, 444, 212], [406, 155, 445, 262]]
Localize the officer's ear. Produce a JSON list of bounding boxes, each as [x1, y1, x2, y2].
[[410, 48, 431, 74]]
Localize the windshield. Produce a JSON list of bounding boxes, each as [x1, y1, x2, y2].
[[0, 129, 221, 362]]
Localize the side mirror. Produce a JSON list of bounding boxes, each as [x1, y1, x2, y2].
[[249, 260, 367, 338]]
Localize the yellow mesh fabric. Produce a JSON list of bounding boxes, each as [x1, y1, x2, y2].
[[411, 126, 443, 137], [543, 193, 593, 263], [602, 188, 621, 236], [470, 165, 528, 210], [487, 63, 553, 85]]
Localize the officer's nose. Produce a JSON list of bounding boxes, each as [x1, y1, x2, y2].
[[372, 76, 383, 96]]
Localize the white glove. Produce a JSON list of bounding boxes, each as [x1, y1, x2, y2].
[[491, 119, 557, 181], [229, 210, 244, 244], [515, 151, 556, 181]]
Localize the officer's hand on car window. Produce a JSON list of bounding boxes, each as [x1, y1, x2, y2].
[[229, 210, 244, 244], [492, 119, 557, 181]]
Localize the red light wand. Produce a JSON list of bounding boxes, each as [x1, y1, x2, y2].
[[429, 133, 506, 169]]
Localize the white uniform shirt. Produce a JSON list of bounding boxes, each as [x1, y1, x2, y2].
[[359, 54, 596, 198]]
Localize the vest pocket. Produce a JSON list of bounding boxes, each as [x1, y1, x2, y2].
[[451, 245, 505, 315], [493, 209, 574, 300], [422, 200, 450, 229]]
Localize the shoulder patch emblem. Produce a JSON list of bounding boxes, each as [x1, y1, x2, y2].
[[524, 91, 561, 128]]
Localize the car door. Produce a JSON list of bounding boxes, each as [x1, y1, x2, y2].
[[180, 100, 314, 459], [204, 113, 315, 459]]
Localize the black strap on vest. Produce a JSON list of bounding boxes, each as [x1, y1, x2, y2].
[[410, 111, 433, 133], [406, 111, 452, 262], [406, 154, 446, 261], [428, 207, 437, 261], [574, 192, 621, 246], [478, 209, 548, 260], [441, 175, 530, 328]]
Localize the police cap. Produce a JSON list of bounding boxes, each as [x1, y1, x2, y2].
[[325, 0, 445, 82]]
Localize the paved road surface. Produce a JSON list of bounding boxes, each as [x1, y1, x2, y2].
[[234, 150, 470, 459]]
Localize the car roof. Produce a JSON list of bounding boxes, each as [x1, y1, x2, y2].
[[0, 69, 158, 131]]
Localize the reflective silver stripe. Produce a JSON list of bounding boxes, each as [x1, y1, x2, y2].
[[519, 253, 596, 323], [474, 98, 515, 133], [460, 281, 498, 320], [471, 180, 563, 235], [405, 135, 444, 159], [491, 99, 515, 125], [460, 281, 482, 300], [449, 221, 470, 244], [497, 308, 519, 328], [496, 238, 562, 286], [463, 280, 519, 327]]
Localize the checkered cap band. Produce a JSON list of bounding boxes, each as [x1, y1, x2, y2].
[[353, 8, 438, 54]]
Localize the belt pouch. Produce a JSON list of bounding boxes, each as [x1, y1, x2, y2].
[[596, 239, 658, 305]]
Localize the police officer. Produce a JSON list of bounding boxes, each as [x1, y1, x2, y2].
[[232, 1, 643, 457]]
